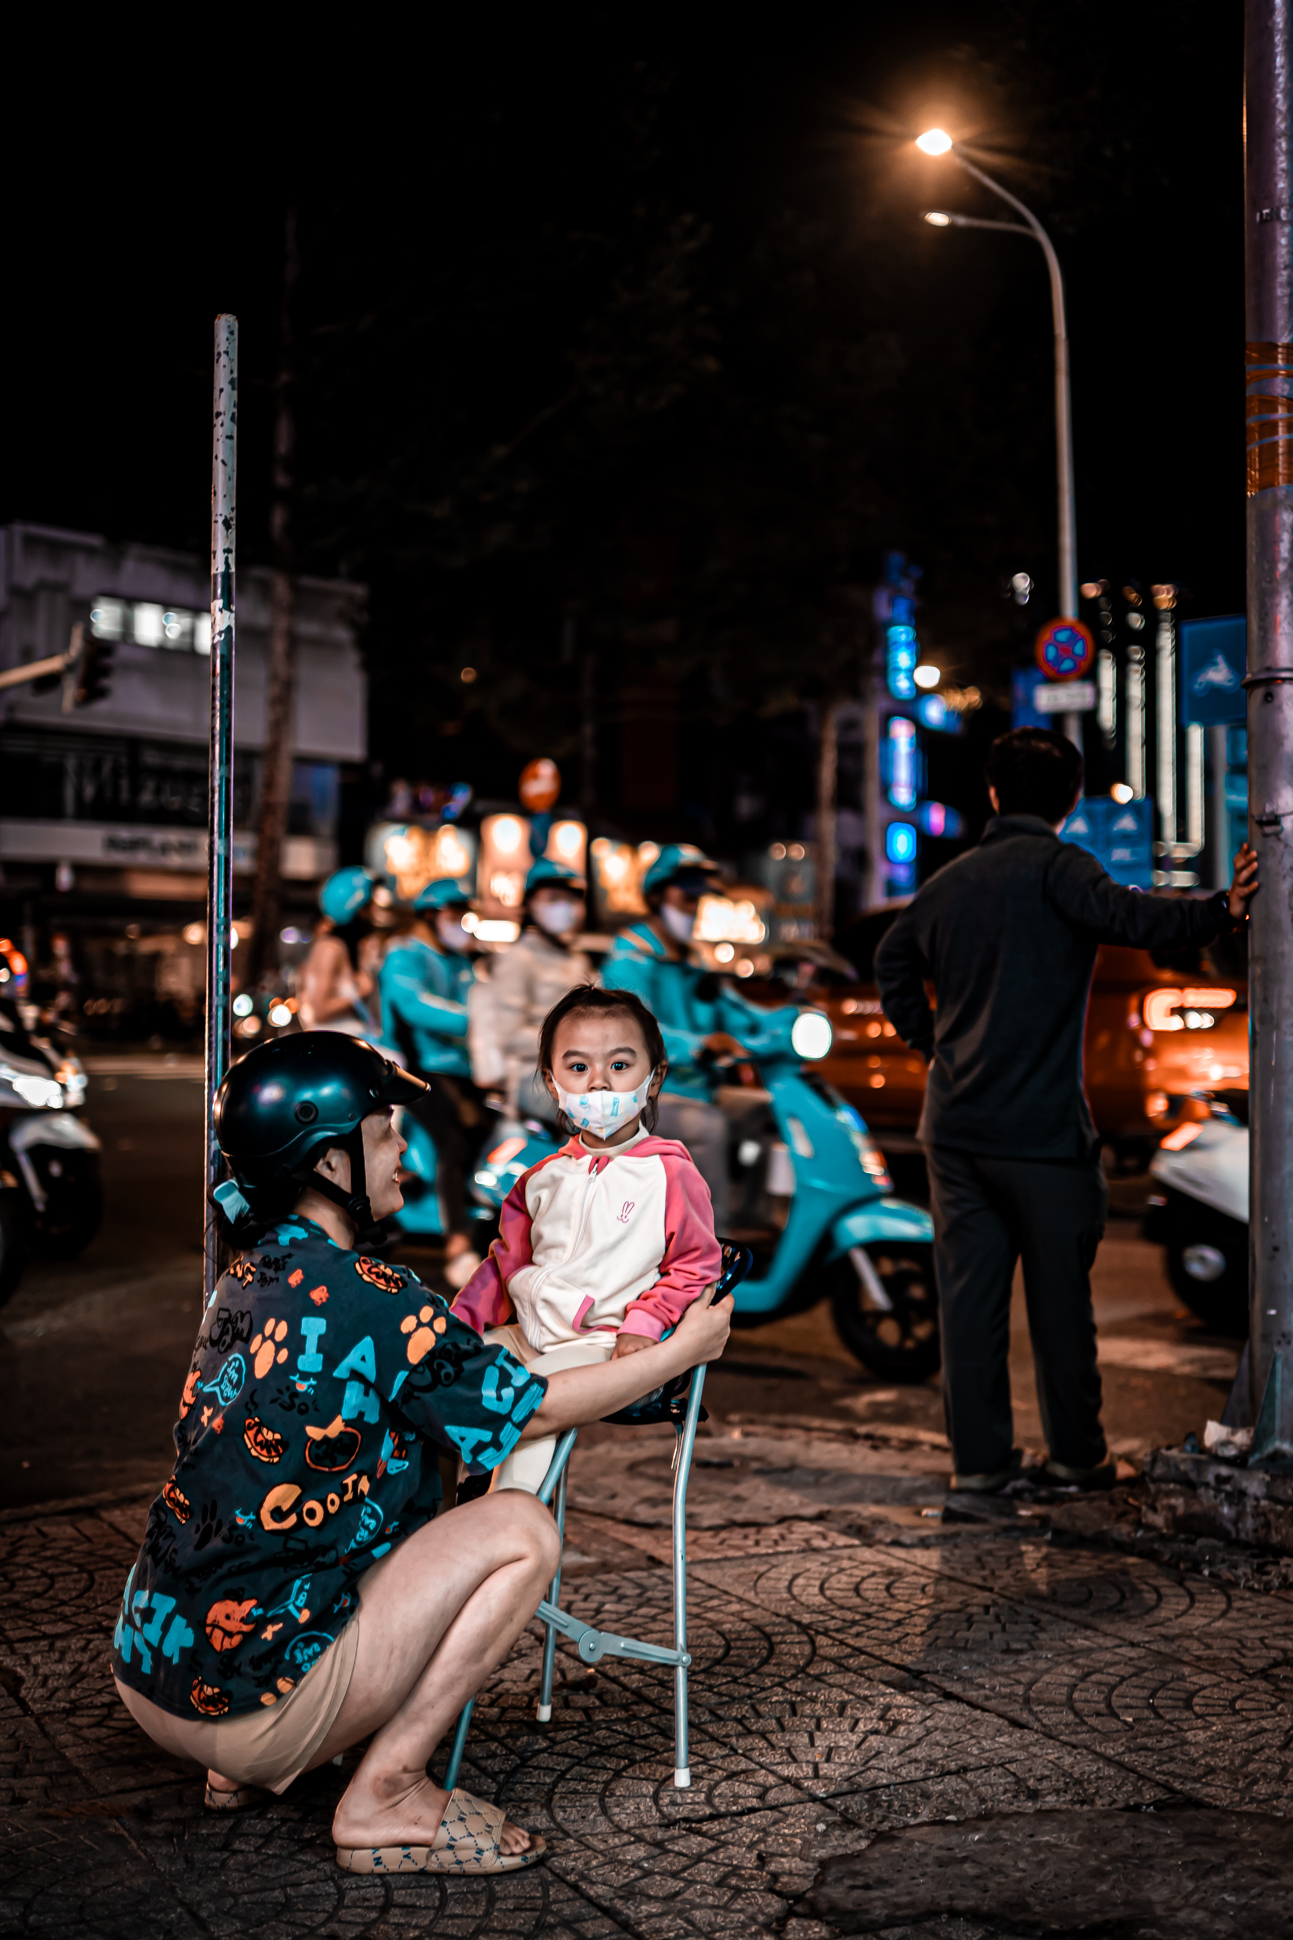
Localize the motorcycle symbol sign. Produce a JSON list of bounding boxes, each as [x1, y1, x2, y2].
[[1179, 616, 1247, 726]]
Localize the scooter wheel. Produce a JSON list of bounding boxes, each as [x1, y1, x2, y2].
[[828, 1240, 940, 1383], [27, 1152, 103, 1262], [1165, 1239, 1247, 1338]]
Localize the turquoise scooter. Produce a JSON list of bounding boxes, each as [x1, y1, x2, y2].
[[460, 1000, 938, 1382]]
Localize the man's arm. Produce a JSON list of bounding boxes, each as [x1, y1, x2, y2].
[[380, 954, 469, 1041], [874, 912, 935, 1058], [1045, 841, 1256, 948]]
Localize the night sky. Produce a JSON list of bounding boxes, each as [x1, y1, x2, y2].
[[3, 7, 1243, 822]]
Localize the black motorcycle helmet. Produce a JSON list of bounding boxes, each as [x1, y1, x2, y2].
[[213, 1032, 427, 1245]]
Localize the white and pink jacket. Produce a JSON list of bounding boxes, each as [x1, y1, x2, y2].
[[453, 1128, 721, 1349]]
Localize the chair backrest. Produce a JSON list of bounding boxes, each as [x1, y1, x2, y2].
[[599, 1241, 753, 1426]]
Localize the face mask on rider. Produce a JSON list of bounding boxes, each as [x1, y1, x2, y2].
[[532, 898, 581, 938], [436, 912, 470, 953], [660, 904, 696, 945], [556, 1074, 655, 1138]]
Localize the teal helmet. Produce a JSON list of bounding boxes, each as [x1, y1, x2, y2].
[[641, 843, 719, 896], [524, 857, 585, 895], [414, 876, 474, 913], [213, 1031, 425, 1243], [319, 866, 374, 926]]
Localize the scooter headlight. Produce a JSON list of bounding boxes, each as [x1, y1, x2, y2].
[[3, 1068, 63, 1109], [791, 1011, 832, 1060]]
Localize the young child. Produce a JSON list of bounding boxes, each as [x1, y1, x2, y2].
[[453, 983, 722, 1491]]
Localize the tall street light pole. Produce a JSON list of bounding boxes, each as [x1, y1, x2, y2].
[[916, 130, 1080, 746], [1243, 0, 1293, 1462]]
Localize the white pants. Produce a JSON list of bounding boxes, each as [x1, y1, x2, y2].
[[483, 1324, 614, 1493]]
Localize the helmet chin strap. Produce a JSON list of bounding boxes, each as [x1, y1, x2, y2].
[[301, 1128, 386, 1248]]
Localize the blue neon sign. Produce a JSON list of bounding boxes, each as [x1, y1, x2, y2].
[[886, 716, 918, 808], [887, 624, 918, 701]]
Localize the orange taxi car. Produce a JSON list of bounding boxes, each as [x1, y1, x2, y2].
[[819, 908, 1248, 1162]]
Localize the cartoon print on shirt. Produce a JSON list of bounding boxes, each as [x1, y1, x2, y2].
[[355, 1257, 406, 1293], [250, 1319, 290, 1380], [204, 1597, 262, 1652], [400, 1304, 448, 1364], [202, 1353, 247, 1410], [114, 1566, 197, 1672], [243, 1416, 287, 1464], [304, 1417, 363, 1471], [345, 1499, 383, 1550], [162, 1477, 191, 1524], [190, 1677, 230, 1716], [377, 1426, 411, 1476], [618, 1201, 635, 1223], [263, 1574, 312, 1624]]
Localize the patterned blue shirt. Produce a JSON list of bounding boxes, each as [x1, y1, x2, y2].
[[111, 1217, 544, 1720]]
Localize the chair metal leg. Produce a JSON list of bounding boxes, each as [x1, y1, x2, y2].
[[671, 1362, 707, 1787], [537, 1462, 568, 1721], [442, 1429, 579, 1776], [443, 1696, 473, 1791]]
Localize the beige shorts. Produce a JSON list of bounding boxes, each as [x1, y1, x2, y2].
[[484, 1324, 614, 1493], [115, 1551, 388, 1794]]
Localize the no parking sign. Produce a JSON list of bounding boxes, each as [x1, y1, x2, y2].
[[1035, 618, 1095, 682]]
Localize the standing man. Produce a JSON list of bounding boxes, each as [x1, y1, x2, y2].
[[602, 844, 750, 1230], [875, 728, 1258, 1495]]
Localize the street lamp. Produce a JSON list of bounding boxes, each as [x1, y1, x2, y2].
[[917, 128, 1080, 744]]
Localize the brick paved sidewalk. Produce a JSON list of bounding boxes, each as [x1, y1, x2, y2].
[[3, 1425, 1292, 1938]]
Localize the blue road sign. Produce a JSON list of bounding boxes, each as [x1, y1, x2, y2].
[[1060, 796, 1154, 890], [1011, 668, 1047, 729], [1179, 616, 1247, 726]]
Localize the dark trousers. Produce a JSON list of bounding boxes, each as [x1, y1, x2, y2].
[[405, 1073, 490, 1239], [924, 1146, 1109, 1478]]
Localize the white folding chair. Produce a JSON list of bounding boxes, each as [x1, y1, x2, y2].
[[443, 1242, 751, 1792]]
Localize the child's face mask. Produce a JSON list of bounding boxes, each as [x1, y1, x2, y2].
[[660, 904, 696, 944], [556, 1074, 654, 1138]]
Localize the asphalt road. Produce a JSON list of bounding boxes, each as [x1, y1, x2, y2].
[[0, 1066, 1241, 1511]]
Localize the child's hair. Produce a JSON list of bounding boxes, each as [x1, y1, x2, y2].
[[537, 984, 668, 1134]]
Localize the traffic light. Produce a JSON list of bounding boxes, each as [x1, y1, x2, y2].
[[73, 627, 114, 706]]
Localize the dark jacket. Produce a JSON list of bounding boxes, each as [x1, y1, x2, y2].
[[873, 815, 1238, 1160]]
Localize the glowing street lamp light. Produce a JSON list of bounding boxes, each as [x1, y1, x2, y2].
[[916, 126, 1079, 743]]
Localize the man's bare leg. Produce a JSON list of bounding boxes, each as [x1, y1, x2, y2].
[[304, 1489, 558, 1854]]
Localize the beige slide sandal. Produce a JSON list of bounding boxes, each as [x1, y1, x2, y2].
[[336, 1787, 546, 1874], [204, 1780, 262, 1812]]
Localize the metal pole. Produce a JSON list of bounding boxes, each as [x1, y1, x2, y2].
[[945, 159, 1080, 747], [1209, 723, 1231, 889], [815, 701, 838, 940], [204, 315, 238, 1306], [1244, 0, 1293, 1462], [1126, 639, 1148, 797], [1155, 596, 1178, 869]]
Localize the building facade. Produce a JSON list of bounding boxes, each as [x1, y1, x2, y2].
[[0, 523, 366, 1031]]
